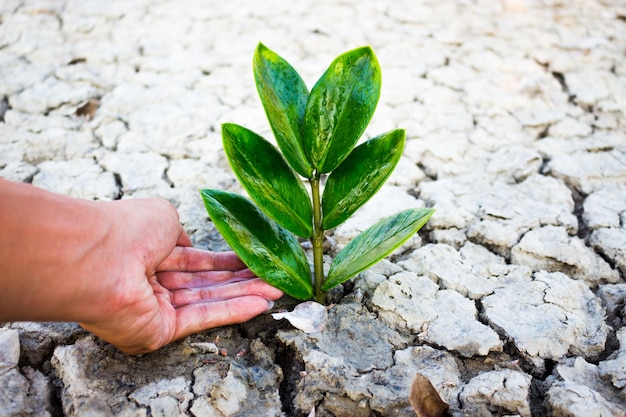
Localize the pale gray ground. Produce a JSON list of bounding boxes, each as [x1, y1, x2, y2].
[[1, 0, 626, 416]]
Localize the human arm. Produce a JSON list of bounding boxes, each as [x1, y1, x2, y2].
[[0, 178, 283, 354]]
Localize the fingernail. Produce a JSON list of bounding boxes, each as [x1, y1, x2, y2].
[[267, 300, 275, 311]]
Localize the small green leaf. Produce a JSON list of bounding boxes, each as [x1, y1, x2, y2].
[[304, 46, 381, 173], [201, 189, 313, 300], [322, 208, 435, 291], [222, 123, 313, 238], [253, 43, 313, 178], [322, 129, 406, 230]]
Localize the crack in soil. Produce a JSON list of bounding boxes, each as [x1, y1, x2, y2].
[[275, 339, 306, 417]]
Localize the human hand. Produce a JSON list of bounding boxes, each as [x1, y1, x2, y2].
[[79, 198, 283, 354]]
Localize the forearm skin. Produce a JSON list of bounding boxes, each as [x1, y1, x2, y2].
[[0, 178, 116, 322]]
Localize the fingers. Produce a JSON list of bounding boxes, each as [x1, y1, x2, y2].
[[174, 295, 273, 340], [170, 278, 283, 307], [158, 268, 257, 290], [158, 270, 241, 289], [177, 229, 193, 247], [157, 247, 248, 273], [157, 268, 256, 290]]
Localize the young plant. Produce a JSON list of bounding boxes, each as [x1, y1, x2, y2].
[[201, 43, 434, 304]]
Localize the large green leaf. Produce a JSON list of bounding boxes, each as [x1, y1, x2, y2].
[[303, 46, 381, 173], [222, 123, 313, 238], [322, 129, 405, 230], [322, 208, 435, 291], [200, 189, 313, 300], [253, 43, 313, 178]]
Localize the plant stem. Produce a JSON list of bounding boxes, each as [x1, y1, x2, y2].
[[310, 175, 325, 304]]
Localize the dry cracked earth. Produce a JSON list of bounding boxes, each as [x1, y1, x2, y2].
[[1, 0, 626, 416]]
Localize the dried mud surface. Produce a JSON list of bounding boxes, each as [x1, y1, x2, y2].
[[1, 1, 626, 416]]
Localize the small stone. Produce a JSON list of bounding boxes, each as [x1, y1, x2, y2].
[[597, 284, 626, 319], [22, 366, 53, 417], [459, 369, 532, 417], [192, 368, 247, 416], [189, 342, 219, 354], [0, 329, 53, 417], [0, 329, 20, 371], [598, 328, 626, 390], [583, 186, 626, 230], [546, 357, 625, 417], [590, 228, 626, 276], [129, 377, 192, 417]]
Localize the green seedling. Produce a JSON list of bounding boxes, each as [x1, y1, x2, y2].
[[201, 43, 434, 303]]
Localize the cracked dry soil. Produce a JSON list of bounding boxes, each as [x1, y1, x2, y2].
[[1, 0, 626, 415]]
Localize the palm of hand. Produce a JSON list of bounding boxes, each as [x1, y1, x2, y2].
[[79, 199, 282, 354], [82, 248, 282, 354]]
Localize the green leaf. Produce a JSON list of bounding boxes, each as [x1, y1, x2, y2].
[[322, 208, 435, 291], [200, 189, 313, 301], [253, 43, 313, 178], [303, 46, 381, 173], [322, 129, 406, 230], [222, 123, 313, 238]]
